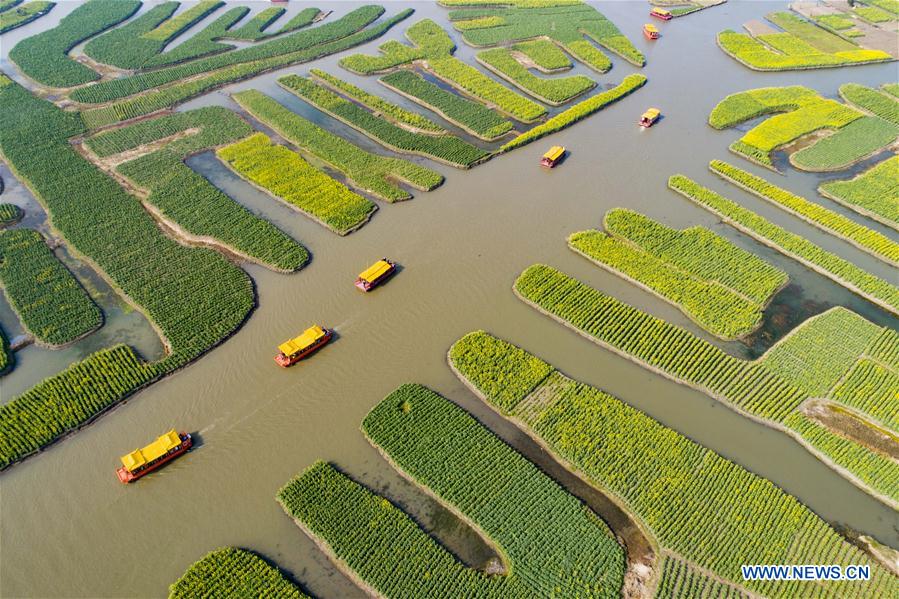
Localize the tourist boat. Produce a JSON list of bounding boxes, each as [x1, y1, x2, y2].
[[116, 429, 192, 483], [643, 23, 660, 40], [355, 258, 396, 292], [275, 325, 332, 367], [540, 145, 566, 168], [640, 108, 661, 128], [650, 7, 673, 20]]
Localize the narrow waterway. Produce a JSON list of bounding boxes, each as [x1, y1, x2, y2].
[[1, 2, 897, 597]]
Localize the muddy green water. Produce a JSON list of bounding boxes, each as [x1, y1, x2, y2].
[[1, 2, 898, 597]]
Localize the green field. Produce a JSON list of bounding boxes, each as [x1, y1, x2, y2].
[[818, 156, 899, 230], [515, 263, 899, 503], [449, 330, 899, 597], [569, 208, 786, 339], [278, 384, 626, 597], [169, 548, 308, 599]]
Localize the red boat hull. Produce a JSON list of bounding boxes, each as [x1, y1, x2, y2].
[[355, 263, 396, 292], [274, 330, 332, 367], [540, 157, 560, 168], [650, 11, 672, 20], [644, 30, 659, 40], [116, 433, 192, 483]]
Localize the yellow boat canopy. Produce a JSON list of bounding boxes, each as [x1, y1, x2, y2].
[[120, 429, 182, 472], [279, 325, 326, 356], [358, 260, 392, 284], [651, 8, 671, 16], [542, 146, 565, 161], [644, 24, 659, 33], [642, 108, 661, 119]]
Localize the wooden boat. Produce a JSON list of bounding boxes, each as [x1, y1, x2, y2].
[[116, 430, 192, 483], [540, 145, 566, 168], [275, 325, 332, 367], [355, 259, 396, 292], [640, 108, 661, 128]]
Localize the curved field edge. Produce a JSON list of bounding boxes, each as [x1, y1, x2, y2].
[[0, 77, 254, 471], [169, 547, 309, 598], [448, 329, 899, 595], [511, 263, 899, 508]]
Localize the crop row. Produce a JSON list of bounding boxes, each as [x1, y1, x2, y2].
[[840, 83, 899, 125], [342, 19, 546, 122], [790, 116, 898, 171], [9, 0, 141, 88], [818, 155, 899, 231], [89, 107, 309, 272], [0, 228, 102, 346], [511, 39, 571, 71], [854, 4, 895, 22], [569, 208, 786, 339], [278, 74, 487, 167], [654, 555, 748, 599], [169, 548, 308, 599], [0, 77, 254, 469], [830, 359, 898, 433], [710, 160, 899, 265], [733, 99, 862, 168], [863, 0, 899, 15], [143, 0, 222, 42], [143, 7, 251, 68], [217, 133, 376, 235], [500, 74, 646, 151], [513, 263, 807, 422], [84, 2, 186, 70], [79, 9, 414, 129], [761, 307, 882, 396], [0, 0, 53, 34], [0, 326, 10, 375], [449, 330, 898, 597], [0, 203, 22, 225], [708, 85, 822, 129], [669, 175, 899, 315], [279, 383, 626, 597], [233, 89, 442, 202], [446, 2, 644, 69], [717, 19, 890, 72], [0, 345, 157, 469], [476, 47, 595, 105], [70, 5, 397, 104], [379, 69, 512, 140], [309, 69, 445, 134]]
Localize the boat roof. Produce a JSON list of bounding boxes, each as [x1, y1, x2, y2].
[[642, 108, 661, 118], [358, 260, 392, 283], [644, 24, 659, 32], [542, 145, 565, 161], [120, 429, 181, 472], [651, 7, 671, 14], [279, 325, 326, 356]]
